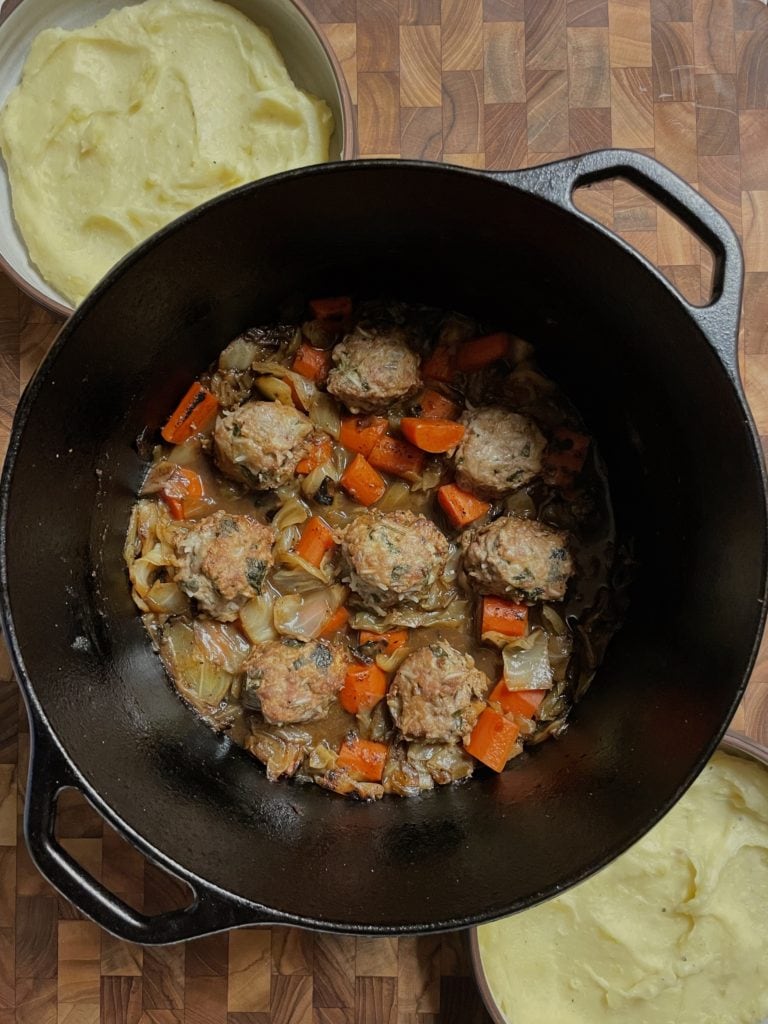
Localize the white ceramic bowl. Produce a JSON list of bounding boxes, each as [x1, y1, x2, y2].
[[470, 730, 768, 1024], [0, 0, 353, 316]]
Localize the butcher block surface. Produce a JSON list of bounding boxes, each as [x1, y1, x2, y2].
[[0, 0, 767, 1020]]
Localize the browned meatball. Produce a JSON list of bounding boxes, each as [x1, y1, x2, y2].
[[387, 643, 489, 743], [243, 638, 349, 725], [338, 509, 451, 612], [327, 325, 421, 413], [214, 400, 313, 489], [461, 515, 573, 602], [172, 511, 276, 621], [453, 406, 546, 499]]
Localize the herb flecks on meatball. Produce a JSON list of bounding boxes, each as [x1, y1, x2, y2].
[[243, 638, 349, 725], [172, 511, 276, 621], [214, 400, 313, 490], [461, 515, 573, 603], [454, 406, 546, 499], [327, 325, 421, 414], [338, 509, 451, 612], [387, 643, 489, 743]]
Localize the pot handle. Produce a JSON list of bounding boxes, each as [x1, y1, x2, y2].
[[490, 149, 744, 380], [24, 723, 275, 944]]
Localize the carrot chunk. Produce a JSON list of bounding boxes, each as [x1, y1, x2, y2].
[[295, 433, 333, 475], [488, 682, 547, 718], [400, 417, 465, 454], [358, 629, 408, 656], [309, 296, 352, 321], [337, 738, 388, 782], [339, 416, 389, 457], [161, 383, 219, 444], [421, 344, 456, 383], [368, 434, 425, 479], [417, 388, 461, 420], [319, 606, 350, 638], [161, 466, 204, 520], [295, 516, 336, 567], [340, 454, 387, 506], [340, 663, 388, 715], [456, 332, 510, 373], [543, 428, 591, 487], [437, 483, 490, 529], [292, 342, 332, 383], [481, 597, 528, 638], [464, 708, 520, 773]]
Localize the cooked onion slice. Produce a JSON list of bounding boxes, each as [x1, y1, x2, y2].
[[273, 585, 346, 641], [502, 629, 554, 691]]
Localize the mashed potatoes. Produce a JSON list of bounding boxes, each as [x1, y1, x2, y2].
[[478, 749, 768, 1024], [0, 0, 333, 304]]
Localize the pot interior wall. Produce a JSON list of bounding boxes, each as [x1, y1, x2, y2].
[[4, 164, 765, 930]]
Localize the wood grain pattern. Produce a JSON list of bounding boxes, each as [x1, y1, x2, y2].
[[0, 1, 767, 1021]]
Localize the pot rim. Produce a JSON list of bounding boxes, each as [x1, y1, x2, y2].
[[468, 729, 768, 1024], [0, 0, 356, 318]]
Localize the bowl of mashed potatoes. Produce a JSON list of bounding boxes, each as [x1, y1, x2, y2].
[[471, 730, 768, 1024], [0, 0, 353, 315]]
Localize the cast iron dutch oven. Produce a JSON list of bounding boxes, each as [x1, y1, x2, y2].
[[1, 150, 766, 943]]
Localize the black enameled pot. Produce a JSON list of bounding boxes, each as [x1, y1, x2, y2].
[[1, 150, 766, 943]]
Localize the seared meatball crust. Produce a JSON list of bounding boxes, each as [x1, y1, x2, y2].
[[243, 638, 349, 725], [214, 400, 313, 489], [461, 515, 573, 602], [172, 511, 276, 621], [454, 406, 546, 499], [387, 643, 489, 743], [327, 325, 421, 414], [338, 509, 451, 611]]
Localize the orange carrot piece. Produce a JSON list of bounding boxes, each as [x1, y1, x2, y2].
[[417, 388, 461, 420], [544, 428, 590, 476], [368, 434, 425, 479], [464, 708, 520, 773], [421, 344, 456, 383], [295, 433, 333, 475], [488, 682, 547, 718], [481, 596, 528, 638], [358, 629, 408, 656], [161, 383, 219, 444], [340, 663, 388, 714], [292, 342, 332, 383], [456, 332, 510, 373], [161, 466, 204, 520], [339, 416, 389, 457], [337, 737, 388, 782], [340, 454, 387, 506], [309, 296, 352, 321], [319, 606, 350, 638], [296, 516, 336, 567], [400, 417, 466, 454], [437, 483, 490, 529]]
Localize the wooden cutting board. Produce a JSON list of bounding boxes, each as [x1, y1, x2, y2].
[[0, 0, 767, 1021]]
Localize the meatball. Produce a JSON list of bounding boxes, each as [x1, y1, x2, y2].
[[172, 511, 276, 621], [243, 638, 349, 725], [326, 326, 421, 413], [387, 643, 489, 743], [214, 401, 313, 489], [338, 510, 451, 612], [453, 406, 546, 499], [461, 515, 573, 602]]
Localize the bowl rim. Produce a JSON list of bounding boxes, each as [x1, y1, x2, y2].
[[468, 728, 768, 1024], [0, 0, 356, 318]]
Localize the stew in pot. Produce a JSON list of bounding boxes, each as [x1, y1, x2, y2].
[[124, 297, 623, 799]]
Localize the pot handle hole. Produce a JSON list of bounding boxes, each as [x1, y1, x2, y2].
[[493, 149, 744, 382], [24, 724, 273, 943]]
